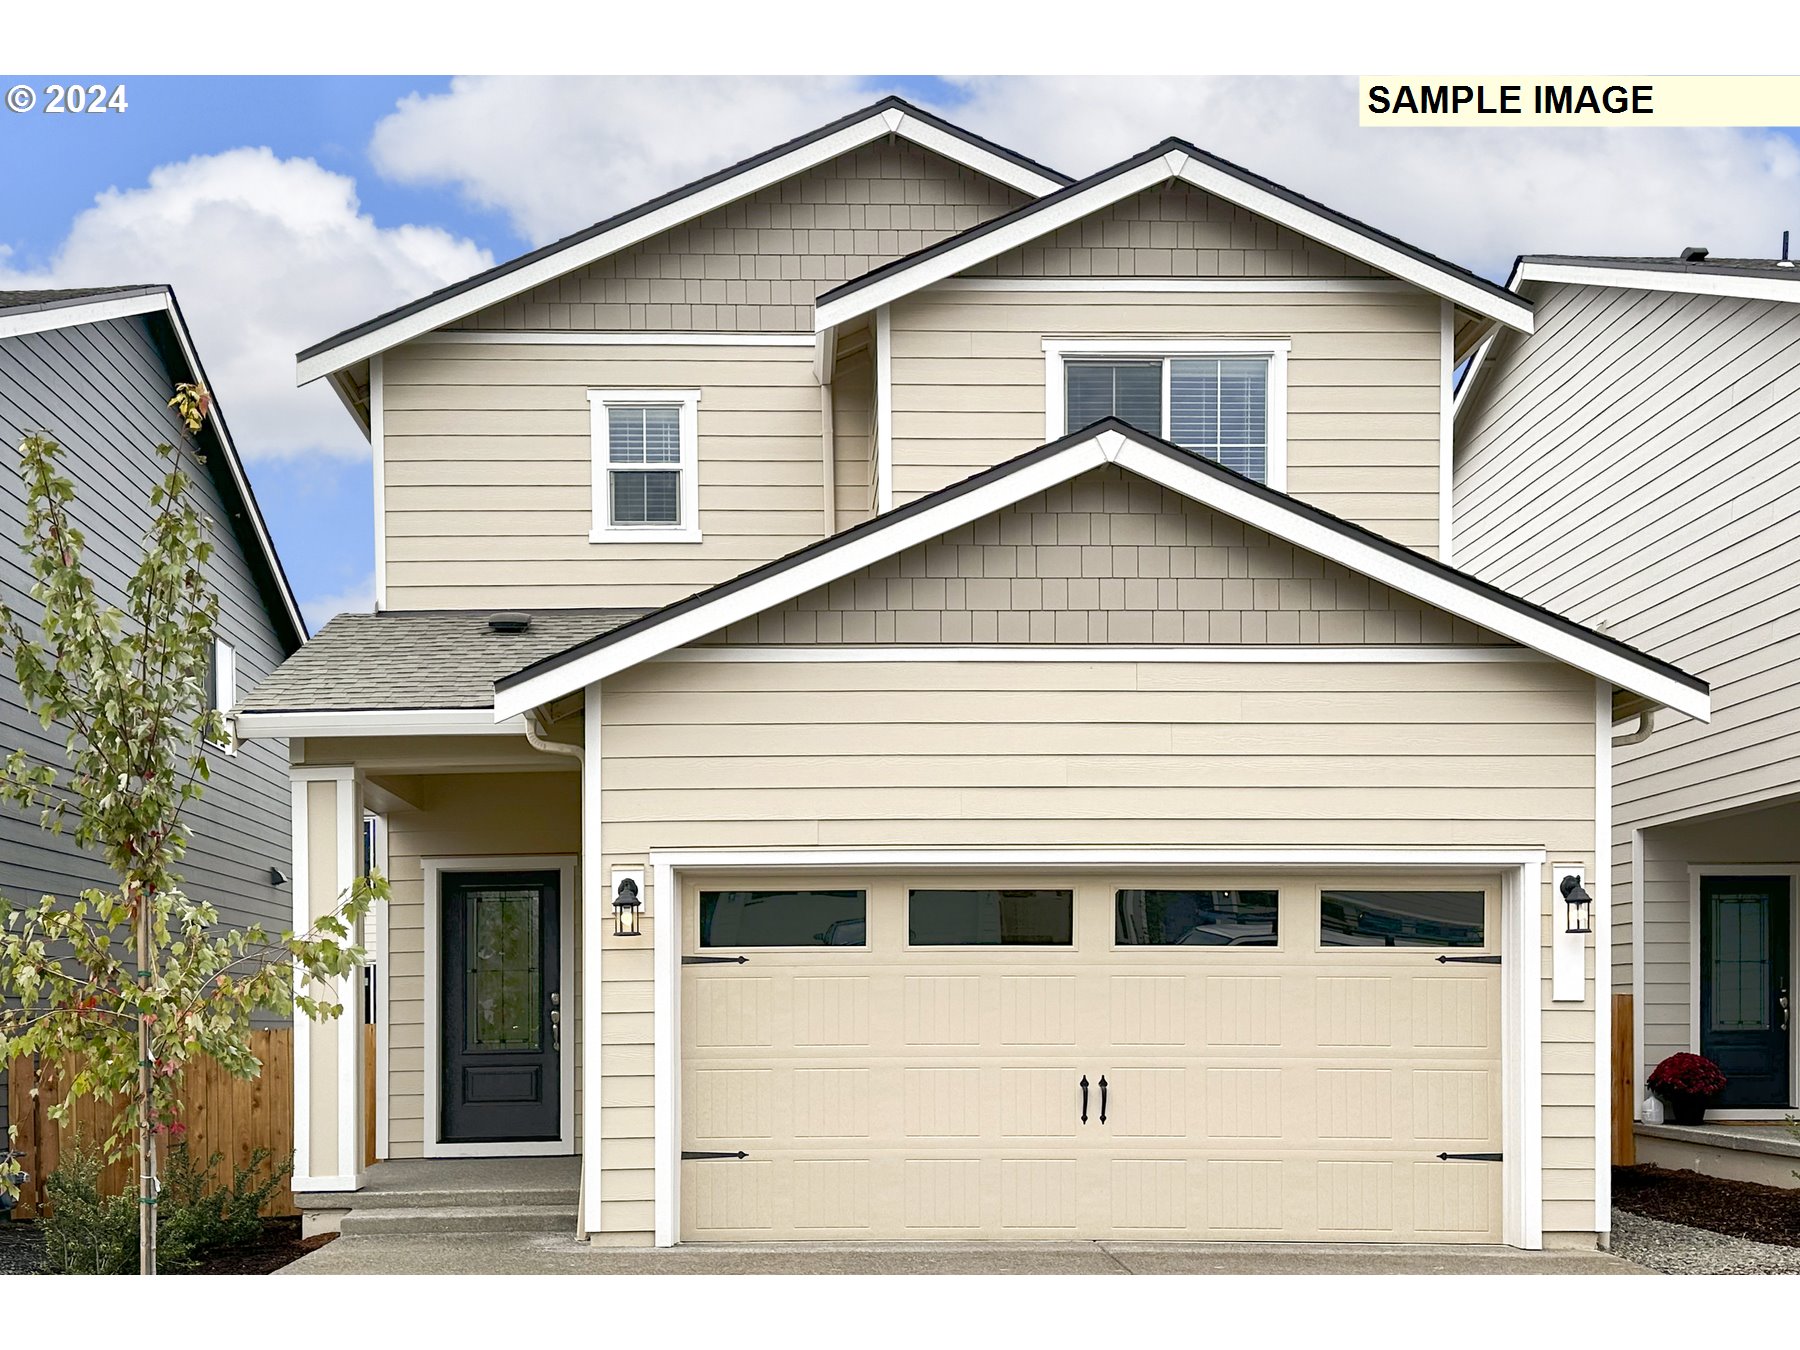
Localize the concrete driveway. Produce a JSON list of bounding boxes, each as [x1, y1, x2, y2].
[[279, 1232, 1649, 1276]]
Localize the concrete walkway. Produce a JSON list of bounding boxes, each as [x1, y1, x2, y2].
[[280, 1232, 1649, 1276]]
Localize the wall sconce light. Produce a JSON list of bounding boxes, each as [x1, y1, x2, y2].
[[269, 867, 289, 887], [1560, 873, 1593, 935], [613, 876, 643, 937]]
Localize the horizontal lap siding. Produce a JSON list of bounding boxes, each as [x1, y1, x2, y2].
[[599, 658, 1600, 1235], [380, 771, 581, 1157], [381, 344, 825, 609], [888, 287, 1444, 552]]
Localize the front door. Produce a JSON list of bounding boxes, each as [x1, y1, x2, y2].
[[1700, 875, 1792, 1108], [441, 870, 562, 1143]]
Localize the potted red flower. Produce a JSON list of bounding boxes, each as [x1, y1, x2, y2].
[[1648, 1052, 1729, 1125]]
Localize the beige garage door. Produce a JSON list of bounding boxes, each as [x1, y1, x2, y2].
[[680, 873, 1502, 1242]]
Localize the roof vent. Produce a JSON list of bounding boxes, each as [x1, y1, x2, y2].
[[1679, 246, 1710, 262], [487, 611, 532, 634]]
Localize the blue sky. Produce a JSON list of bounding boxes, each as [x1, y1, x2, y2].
[[4, 75, 1796, 631]]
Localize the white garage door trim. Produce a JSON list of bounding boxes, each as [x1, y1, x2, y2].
[[647, 847, 1546, 1249]]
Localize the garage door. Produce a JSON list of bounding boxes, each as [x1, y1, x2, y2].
[[680, 872, 1502, 1242]]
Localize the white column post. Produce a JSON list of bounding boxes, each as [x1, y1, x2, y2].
[[580, 686, 606, 1233]]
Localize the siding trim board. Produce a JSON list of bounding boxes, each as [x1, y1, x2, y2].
[[296, 96, 1070, 385], [493, 421, 1708, 723]]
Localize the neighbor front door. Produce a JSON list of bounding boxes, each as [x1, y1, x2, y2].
[[441, 870, 562, 1143], [1699, 875, 1791, 1108]]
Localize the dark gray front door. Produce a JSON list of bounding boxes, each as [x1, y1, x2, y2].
[[442, 870, 561, 1143], [1699, 875, 1791, 1108]]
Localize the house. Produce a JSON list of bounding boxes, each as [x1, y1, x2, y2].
[[0, 285, 306, 1148], [1455, 251, 1800, 1187], [246, 97, 1710, 1250]]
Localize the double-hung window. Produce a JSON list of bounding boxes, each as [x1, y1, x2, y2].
[[588, 389, 702, 542], [1048, 340, 1289, 488]]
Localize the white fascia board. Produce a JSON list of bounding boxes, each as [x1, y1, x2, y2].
[[0, 289, 169, 338], [492, 432, 1121, 719], [415, 331, 815, 347], [1170, 160, 1533, 335], [298, 114, 1062, 387], [238, 708, 530, 739], [813, 159, 1173, 331], [652, 645, 1547, 665], [1107, 438, 1710, 722], [1519, 260, 1800, 304], [937, 277, 1412, 293]]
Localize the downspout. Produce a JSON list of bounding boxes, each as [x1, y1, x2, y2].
[[524, 708, 585, 1234], [1612, 709, 1655, 747]]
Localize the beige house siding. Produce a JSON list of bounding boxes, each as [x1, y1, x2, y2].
[[597, 654, 1600, 1241], [1455, 280, 1800, 1000], [381, 341, 828, 610], [452, 141, 1030, 334], [708, 467, 1506, 646], [966, 181, 1380, 281], [831, 338, 876, 527], [887, 284, 1445, 552], [376, 769, 581, 1158]]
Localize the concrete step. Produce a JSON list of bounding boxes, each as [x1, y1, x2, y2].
[[340, 1186, 579, 1210], [339, 1204, 577, 1236]]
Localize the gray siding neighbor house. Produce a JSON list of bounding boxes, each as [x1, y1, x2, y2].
[[0, 286, 306, 1141]]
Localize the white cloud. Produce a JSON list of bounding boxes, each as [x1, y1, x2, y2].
[[369, 76, 880, 245], [0, 148, 491, 460], [300, 570, 376, 631], [941, 77, 1800, 278]]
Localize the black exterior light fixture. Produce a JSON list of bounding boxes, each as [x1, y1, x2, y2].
[[1560, 874, 1594, 935], [613, 876, 643, 938]]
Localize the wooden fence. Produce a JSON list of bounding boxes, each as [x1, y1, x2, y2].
[[6, 1028, 297, 1219], [1612, 992, 1636, 1167]]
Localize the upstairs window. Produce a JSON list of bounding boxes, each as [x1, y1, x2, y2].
[[1048, 340, 1288, 488], [205, 636, 236, 753], [589, 389, 702, 542]]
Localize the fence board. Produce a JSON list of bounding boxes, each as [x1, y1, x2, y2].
[[1612, 992, 1636, 1167], [5, 1029, 296, 1220]]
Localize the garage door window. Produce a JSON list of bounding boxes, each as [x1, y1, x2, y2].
[[1115, 888, 1279, 946], [699, 889, 867, 947], [908, 888, 1074, 946], [1320, 889, 1485, 948]]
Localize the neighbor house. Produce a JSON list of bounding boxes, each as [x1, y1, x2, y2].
[[246, 98, 1709, 1250], [1, 286, 305, 1151], [1456, 251, 1800, 1187]]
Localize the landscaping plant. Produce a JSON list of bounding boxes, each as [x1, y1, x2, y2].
[[0, 385, 385, 1274], [1647, 1052, 1730, 1122]]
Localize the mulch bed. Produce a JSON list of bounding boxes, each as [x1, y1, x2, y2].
[[180, 1217, 336, 1275], [1614, 1165, 1800, 1248]]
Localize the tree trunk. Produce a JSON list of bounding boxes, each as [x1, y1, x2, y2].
[[137, 901, 156, 1277]]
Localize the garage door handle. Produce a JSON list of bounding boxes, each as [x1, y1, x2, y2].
[[1098, 1076, 1108, 1124], [1079, 1075, 1089, 1124]]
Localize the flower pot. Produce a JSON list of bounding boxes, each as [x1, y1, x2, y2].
[[1665, 1096, 1712, 1126]]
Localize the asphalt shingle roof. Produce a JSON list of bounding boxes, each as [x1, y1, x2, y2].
[[0, 285, 164, 311], [1525, 254, 1800, 280], [240, 608, 651, 713]]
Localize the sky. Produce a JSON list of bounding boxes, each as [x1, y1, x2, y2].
[[4, 74, 1800, 633]]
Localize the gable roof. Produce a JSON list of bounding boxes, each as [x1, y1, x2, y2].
[[294, 96, 1072, 387], [0, 286, 307, 651], [492, 419, 1709, 724], [811, 139, 1535, 337]]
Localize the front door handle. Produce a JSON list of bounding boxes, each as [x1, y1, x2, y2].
[[1098, 1076, 1109, 1124], [550, 991, 562, 1052], [1781, 981, 1790, 1033], [1079, 1075, 1089, 1124]]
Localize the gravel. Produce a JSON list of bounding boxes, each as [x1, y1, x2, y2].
[[1611, 1208, 1800, 1275], [0, 1219, 44, 1275]]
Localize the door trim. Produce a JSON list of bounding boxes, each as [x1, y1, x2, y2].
[[647, 847, 1546, 1250], [1687, 864, 1800, 1116], [422, 855, 577, 1158]]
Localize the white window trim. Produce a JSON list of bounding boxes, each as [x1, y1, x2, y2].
[[420, 854, 579, 1158], [588, 389, 702, 543], [1043, 338, 1290, 491], [208, 637, 237, 755]]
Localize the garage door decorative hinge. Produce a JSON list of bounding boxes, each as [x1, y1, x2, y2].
[[682, 1150, 749, 1161], [1436, 1151, 1503, 1162], [1435, 954, 1501, 965], [682, 955, 749, 965]]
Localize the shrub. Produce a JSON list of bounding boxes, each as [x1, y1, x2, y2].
[[37, 1138, 291, 1275], [1648, 1052, 1729, 1102]]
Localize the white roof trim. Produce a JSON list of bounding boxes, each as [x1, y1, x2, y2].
[[1518, 259, 1800, 304], [492, 425, 1709, 724], [1, 287, 308, 646], [814, 155, 1535, 336], [237, 707, 530, 739], [296, 107, 1065, 387]]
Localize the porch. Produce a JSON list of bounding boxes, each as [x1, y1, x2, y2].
[[294, 1156, 581, 1238], [1635, 1121, 1800, 1189]]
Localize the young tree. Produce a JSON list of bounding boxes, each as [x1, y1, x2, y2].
[[0, 385, 383, 1274]]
